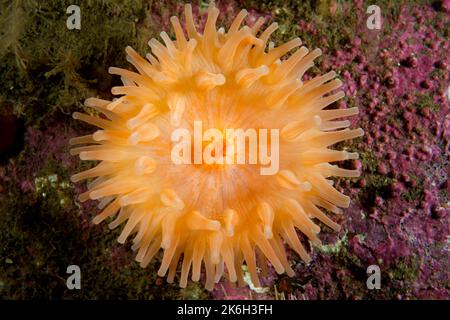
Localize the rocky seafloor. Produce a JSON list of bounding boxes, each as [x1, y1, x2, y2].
[[0, 0, 448, 299]]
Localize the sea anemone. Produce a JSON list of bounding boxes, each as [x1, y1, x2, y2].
[[70, 3, 363, 290]]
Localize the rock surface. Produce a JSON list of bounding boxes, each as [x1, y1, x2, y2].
[[0, 0, 448, 299]]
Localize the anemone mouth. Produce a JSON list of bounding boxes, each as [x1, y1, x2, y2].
[[70, 3, 363, 290]]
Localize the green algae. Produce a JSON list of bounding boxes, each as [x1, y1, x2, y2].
[[360, 151, 396, 201], [314, 233, 348, 255], [401, 174, 424, 202], [415, 93, 440, 112], [429, 67, 446, 80], [389, 255, 421, 284], [34, 173, 71, 205], [366, 174, 395, 190], [360, 151, 378, 173], [0, 0, 150, 127], [241, 0, 358, 52]]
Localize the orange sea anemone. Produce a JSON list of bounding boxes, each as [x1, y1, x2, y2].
[[70, 3, 363, 290]]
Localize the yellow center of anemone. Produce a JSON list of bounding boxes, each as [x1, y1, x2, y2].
[[70, 3, 363, 290]]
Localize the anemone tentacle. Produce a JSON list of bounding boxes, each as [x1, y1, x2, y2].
[[71, 3, 363, 291]]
